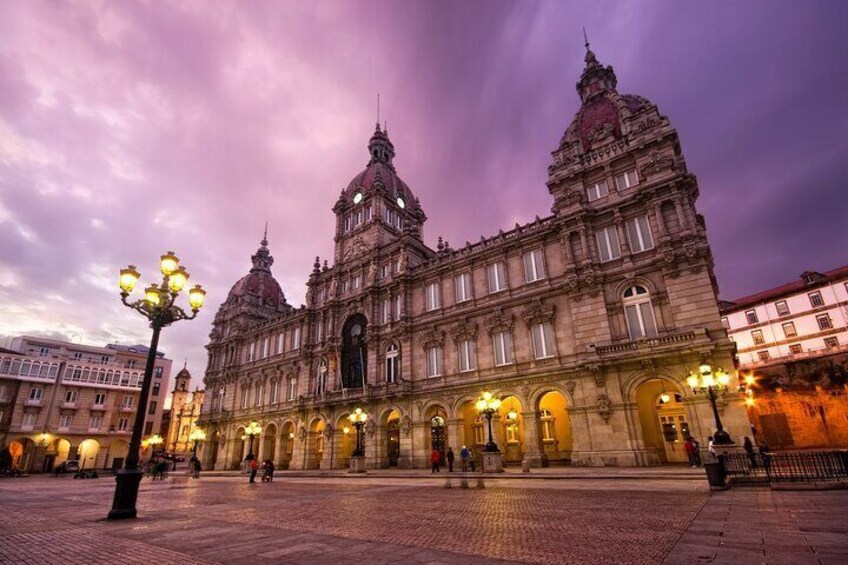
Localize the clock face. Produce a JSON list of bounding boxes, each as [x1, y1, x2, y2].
[[396, 196, 405, 209], [353, 192, 363, 204]]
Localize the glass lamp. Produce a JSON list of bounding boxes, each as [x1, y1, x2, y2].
[[189, 285, 206, 310], [119, 265, 141, 294], [168, 267, 189, 293], [160, 251, 179, 276]]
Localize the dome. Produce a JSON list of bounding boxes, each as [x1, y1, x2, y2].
[[342, 124, 417, 206], [225, 233, 288, 309], [175, 365, 191, 379]]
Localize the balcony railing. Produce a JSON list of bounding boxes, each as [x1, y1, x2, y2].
[[90, 403, 106, 411], [0, 355, 61, 382], [61, 401, 77, 409], [119, 404, 135, 412], [721, 451, 848, 485], [24, 398, 43, 407], [594, 329, 700, 357]]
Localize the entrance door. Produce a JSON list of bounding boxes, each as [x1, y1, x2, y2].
[[387, 421, 400, 467], [430, 416, 446, 465], [656, 394, 690, 463]]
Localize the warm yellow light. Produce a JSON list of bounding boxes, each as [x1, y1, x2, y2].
[[699, 363, 711, 376], [168, 267, 189, 293], [188, 285, 207, 310], [147, 434, 163, 446], [38, 432, 52, 446], [144, 285, 161, 306], [245, 421, 262, 436], [343, 426, 350, 434], [189, 428, 206, 442], [507, 409, 518, 421], [119, 265, 141, 293], [483, 391, 492, 401], [475, 399, 487, 411], [744, 374, 756, 386], [659, 392, 671, 404], [491, 398, 502, 410], [160, 251, 179, 276], [716, 370, 730, 387], [745, 397, 756, 407], [686, 372, 699, 389], [702, 373, 715, 388], [288, 432, 295, 440]]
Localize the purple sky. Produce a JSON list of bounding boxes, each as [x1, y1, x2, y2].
[[1, 1, 847, 390]]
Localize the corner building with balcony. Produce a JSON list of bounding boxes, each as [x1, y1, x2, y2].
[[198, 46, 749, 470]]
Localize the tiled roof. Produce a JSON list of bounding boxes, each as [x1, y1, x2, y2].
[[721, 264, 848, 312]]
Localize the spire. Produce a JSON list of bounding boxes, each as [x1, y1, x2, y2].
[[367, 117, 396, 167], [250, 226, 274, 273], [262, 221, 268, 247], [575, 32, 617, 103]]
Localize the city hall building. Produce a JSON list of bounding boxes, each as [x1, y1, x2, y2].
[[198, 46, 749, 470]]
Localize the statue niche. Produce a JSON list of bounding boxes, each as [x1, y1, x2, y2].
[[341, 314, 368, 389]]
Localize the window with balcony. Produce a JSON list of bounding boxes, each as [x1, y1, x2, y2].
[[64, 390, 78, 404], [59, 415, 72, 430], [22, 412, 36, 430], [117, 418, 129, 432], [28, 387, 44, 402], [455, 272, 472, 303], [782, 322, 797, 338], [492, 331, 514, 366], [88, 416, 102, 431], [523, 250, 546, 283], [269, 380, 280, 404], [596, 226, 621, 262], [121, 395, 134, 409], [240, 387, 249, 409], [457, 339, 477, 373], [93, 392, 106, 406], [287, 379, 297, 401], [775, 301, 790, 316], [809, 292, 824, 308], [586, 180, 609, 202], [626, 216, 654, 253], [487, 262, 507, 293], [255, 383, 264, 406]]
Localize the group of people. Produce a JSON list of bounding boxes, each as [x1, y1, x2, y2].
[[188, 456, 202, 479], [431, 446, 477, 473], [684, 434, 771, 469], [247, 458, 275, 483], [147, 457, 170, 480]]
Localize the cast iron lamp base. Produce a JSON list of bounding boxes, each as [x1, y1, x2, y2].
[[107, 468, 144, 520]]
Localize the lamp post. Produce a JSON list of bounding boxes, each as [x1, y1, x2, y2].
[[107, 252, 206, 521], [686, 362, 734, 445], [348, 408, 368, 457], [243, 421, 262, 461], [189, 428, 206, 459], [475, 391, 502, 453], [146, 434, 164, 459]]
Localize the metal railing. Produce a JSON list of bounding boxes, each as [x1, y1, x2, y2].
[[722, 451, 848, 484]]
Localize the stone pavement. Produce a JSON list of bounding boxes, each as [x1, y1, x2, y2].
[[0, 473, 845, 564]]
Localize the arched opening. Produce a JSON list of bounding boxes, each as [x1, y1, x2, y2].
[[280, 422, 294, 469], [537, 391, 573, 466], [262, 424, 277, 463], [78, 439, 100, 470], [54, 439, 71, 467], [206, 428, 220, 469], [635, 379, 689, 464], [384, 410, 400, 467], [230, 427, 246, 469], [341, 314, 368, 389], [107, 440, 129, 471], [497, 396, 524, 465], [335, 416, 353, 469], [425, 406, 448, 466], [307, 419, 325, 469], [8, 440, 27, 470]]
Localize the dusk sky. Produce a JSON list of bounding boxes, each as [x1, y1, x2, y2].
[[1, 1, 847, 390]]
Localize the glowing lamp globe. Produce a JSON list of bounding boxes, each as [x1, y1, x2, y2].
[[119, 265, 141, 294], [144, 285, 161, 306], [716, 370, 730, 387], [168, 267, 189, 293], [686, 372, 699, 390], [189, 285, 206, 310], [475, 399, 487, 411], [160, 251, 179, 276]]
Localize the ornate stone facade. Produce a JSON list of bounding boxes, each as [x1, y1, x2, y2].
[[164, 364, 205, 454], [198, 45, 749, 470]]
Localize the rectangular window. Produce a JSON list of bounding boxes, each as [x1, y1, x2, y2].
[[745, 310, 758, 325], [353, 274, 361, 289], [425, 282, 441, 311], [782, 322, 797, 338], [64, 390, 78, 404], [39, 347, 50, 357], [29, 387, 43, 401], [626, 216, 654, 253], [255, 384, 263, 406], [595, 226, 621, 262], [59, 415, 72, 430], [152, 382, 160, 397], [288, 379, 297, 401], [523, 250, 546, 283], [380, 264, 389, 279], [342, 280, 349, 293], [247, 342, 255, 362], [426, 346, 443, 377], [492, 331, 514, 366], [757, 350, 770, 362], [458, 339, 477, 373], [625, 302, 659, 340], [824, 336, 839, 348], [241, 388, 249, 409], [382, 298, 392, 325], [614, 169, 638, 190], [751, 330, 765, 345], [148, 401, 157, 415], [531, 322, 556, 359], [344, 215, 351, 232], [89, 416, 102, 431], [117, 418, 129, 431], [817, 314, 833, 330], [292, 327, 301, 350], [487, 262, 507, 293], [154, 366, 163, 378], [270, 380, 280, 404], [144, 421, 153, 435], [809, 292, 824, 308], [394, 295, 402, 321], [22, 412, 36, 429], [94, 392, 106, 405], [721, 317, 729, 329], [789, 344, 803, 355], [261, 337, 270, 359], [122, 395, 134, 408], [586, 180, 609, 202], [455, 273, 472, 303], [775, 300, 790, 316], [73, 352, 83, 360], [277, 333, 285, 354]]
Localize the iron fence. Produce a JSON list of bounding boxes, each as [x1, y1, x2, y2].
[[721, 450, 848, 483]]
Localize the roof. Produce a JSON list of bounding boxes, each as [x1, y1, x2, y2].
[[721, 264, 848, 312]]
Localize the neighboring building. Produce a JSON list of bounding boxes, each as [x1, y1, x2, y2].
[[198, 44, 748, 471], [164, 364, 205, 454], [720, 267, 848, 449], [0, 335, 172, 472]]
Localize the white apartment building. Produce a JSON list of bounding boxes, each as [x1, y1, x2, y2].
[[0, 335, 172, 472], [720, 267, 848, 368]]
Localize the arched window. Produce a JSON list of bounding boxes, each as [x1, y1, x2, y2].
[[316, 358, 327, 396], [341, 314, 368, 389], [623, 285, 658, 340], [385, 344, 400, 383]]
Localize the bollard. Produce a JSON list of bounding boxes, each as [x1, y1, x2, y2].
[[476, 477, 486, 489], [522, 460, 530, 473], [460, 477, 469, 489], [444, 477, 452, 489]]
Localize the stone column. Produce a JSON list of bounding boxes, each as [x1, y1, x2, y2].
[[673, 195, 688, 233], [614, 213, 630, 258], [412, 422, 429, 468], [273, 434, 284, 467], [520, 411, 544, 468]]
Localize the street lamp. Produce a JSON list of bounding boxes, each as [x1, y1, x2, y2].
[[475, 391, 502, 453], [686, 362, 734, 445], [108, 252, 206, 521], [189, 428, 206, 458], [348, 408, 368, 457], [146, 434, 164, 458], [242, 421, 262, 461]]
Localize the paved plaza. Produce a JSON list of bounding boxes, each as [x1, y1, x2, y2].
[[0, 471, 846, 564]]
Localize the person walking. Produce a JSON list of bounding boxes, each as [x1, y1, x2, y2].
[[248, 458, 259, 484], [156, 458, 167, 480], [691, 439, 702, 467], [446, 447, 455, 472], [707, 436, 716, 461], [430, 448, 441, 474], [743, 437, 758, 469], [683, 437, 696, 468], [468, 447, 476, 472], [460, 445, 470, 472], [262, 460, 275, 483]]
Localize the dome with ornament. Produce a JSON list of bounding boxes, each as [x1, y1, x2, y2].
[[224, 231, 289, 310], [342, 124, 418, 209]]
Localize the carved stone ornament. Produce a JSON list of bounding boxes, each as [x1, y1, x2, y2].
[[298, 426, 307, 440], [683, 240, 699, 259], [323, 424, 334, 439], [639, 149, 675, 177], [484, 308, 514, 335], [401, 415, 412, 436], [450, 318, 478, 343], [564, 380, 577, 396], [563, 188, 585, 207], [415, 401, 425, 416], [366, 418, 376, 436], [521, 299, 556, 326], [343, 236, 370, 262], [597, 394, 612, 422], [420, 325, 445, 349], [587, 365, 604, 388], [520, 386, 531, 399]]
